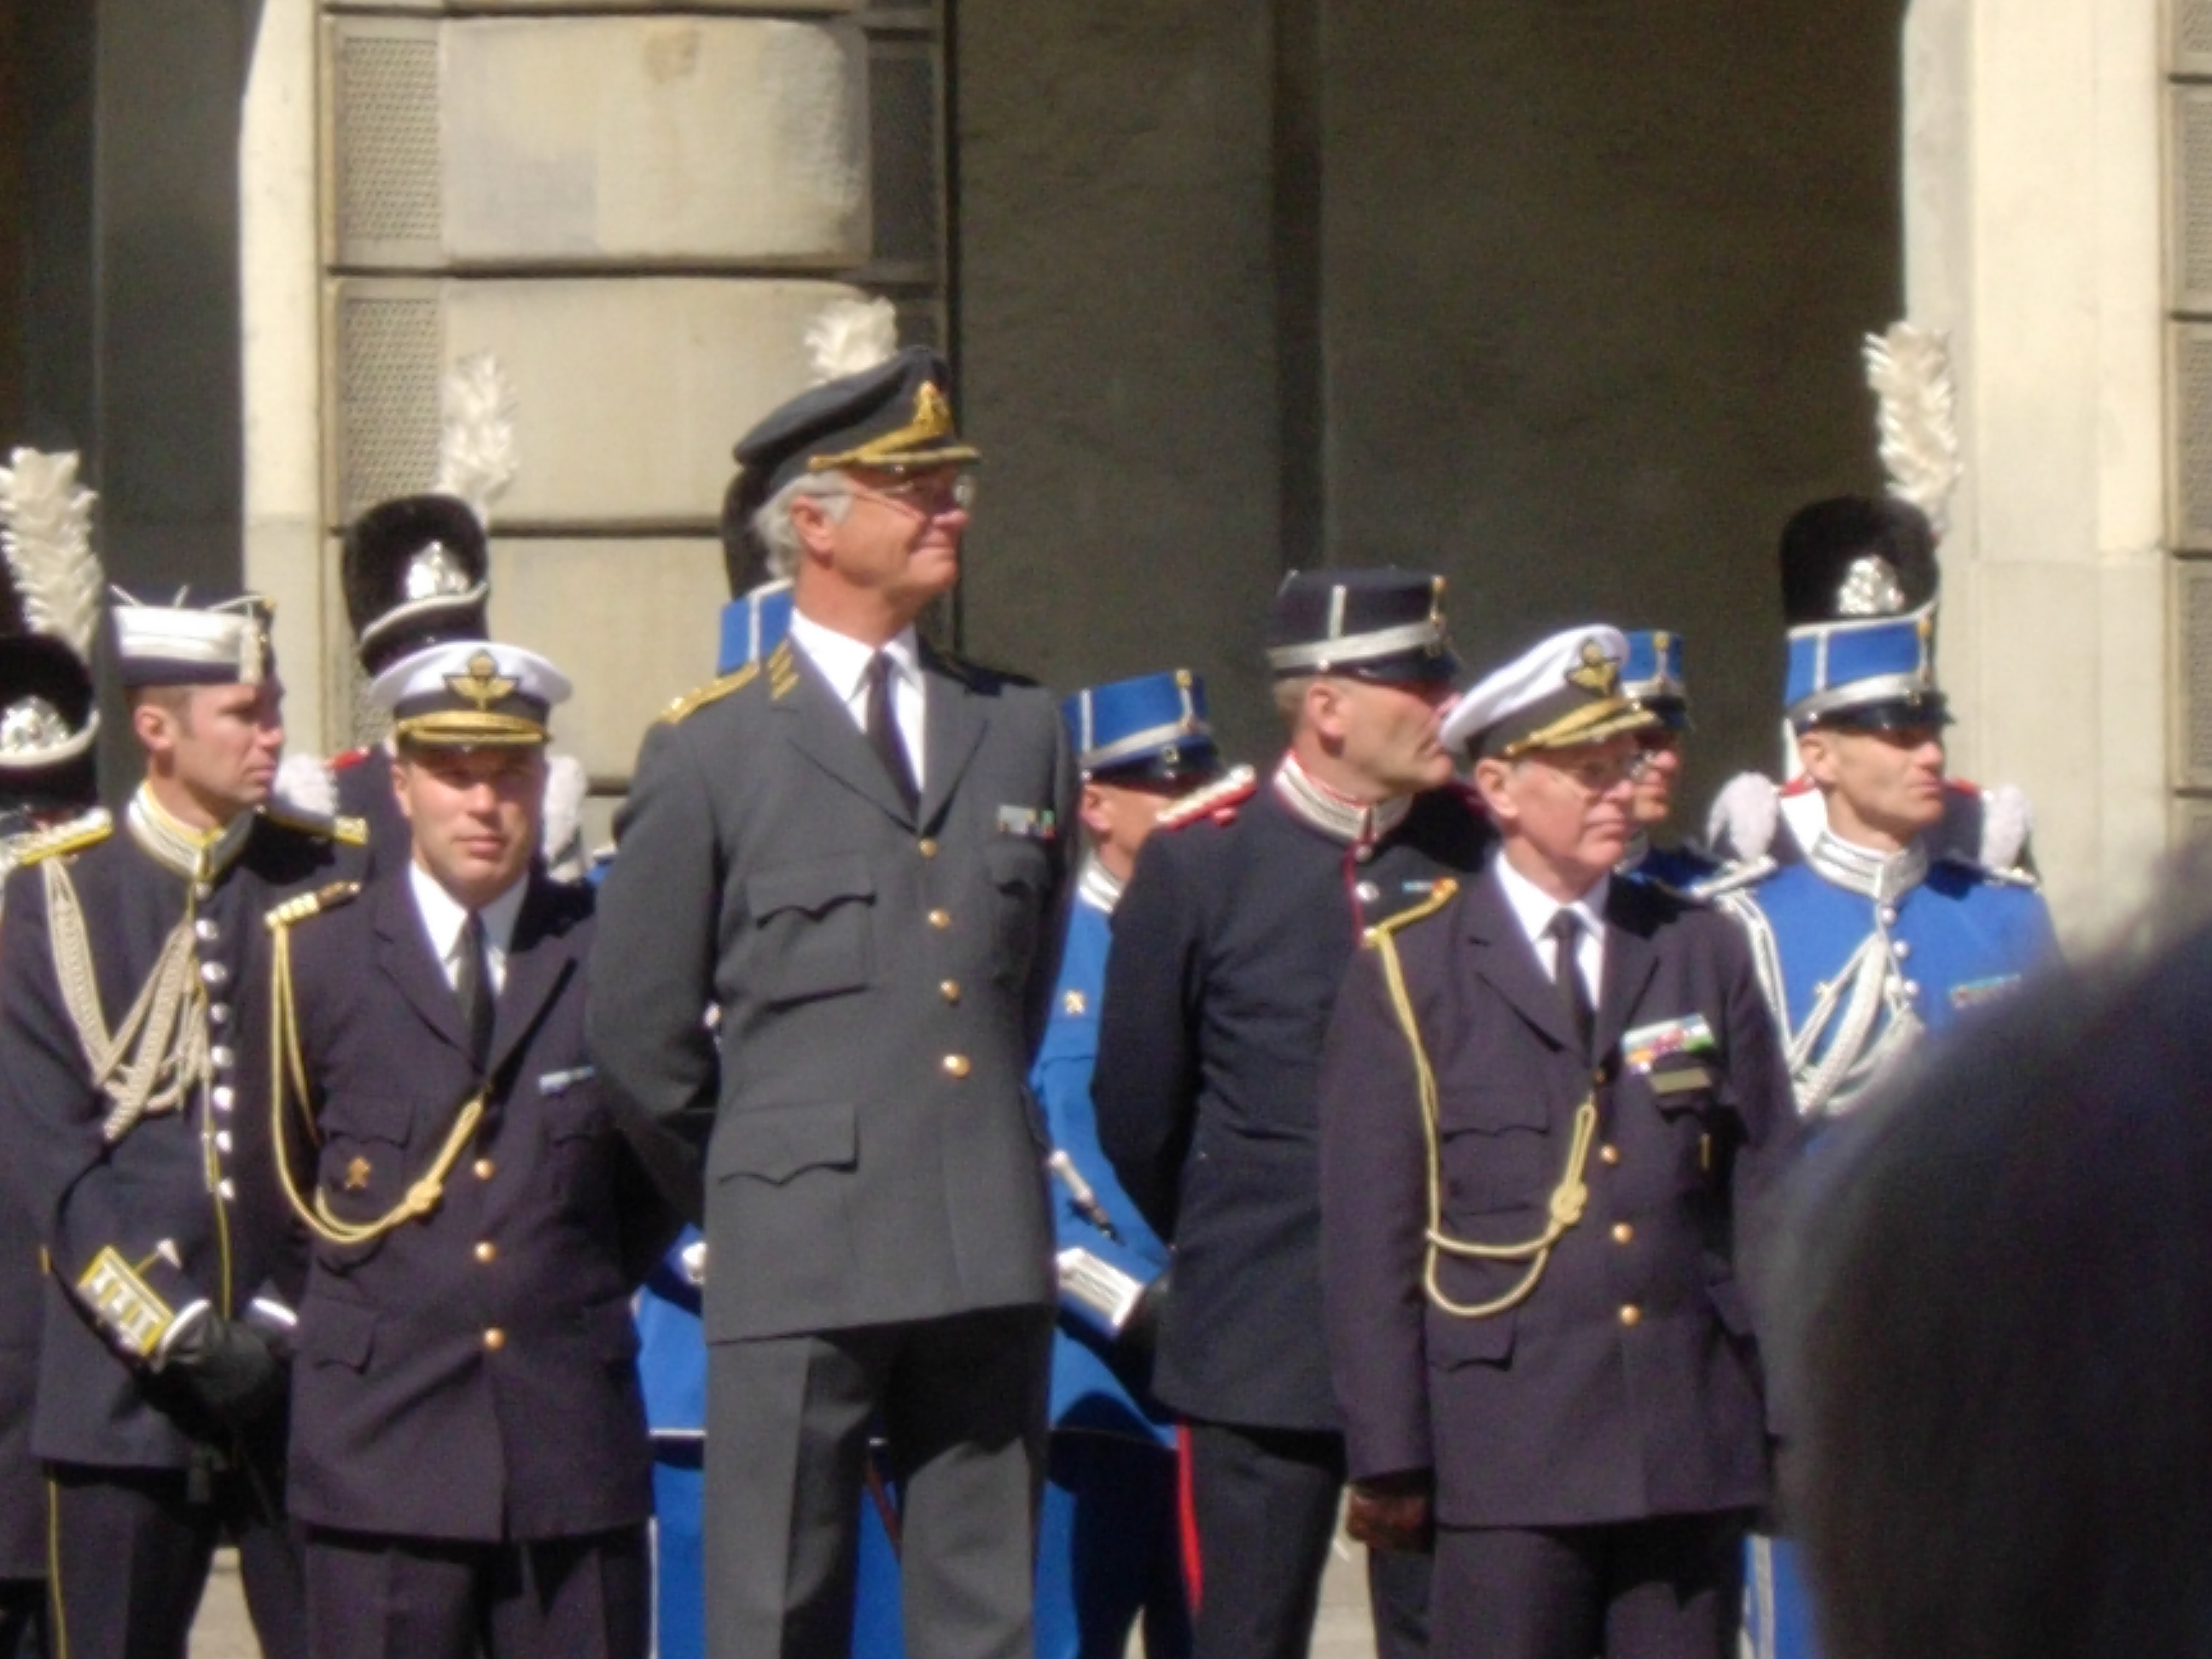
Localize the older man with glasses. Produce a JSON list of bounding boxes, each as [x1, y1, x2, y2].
[[1317, 624, 1801, 1659]]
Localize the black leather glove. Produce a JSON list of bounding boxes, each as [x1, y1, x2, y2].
[[165, 1313, 285, 1423]]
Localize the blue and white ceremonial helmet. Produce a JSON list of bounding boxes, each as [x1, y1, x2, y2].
[[368, 637, 572, 748], [717, 578, 796, 674], [1779, 496, 1948, 733], [1064, 669, 1221, 787], [1441, 624, 1658, 760], [1621, 630, 1691, 731]]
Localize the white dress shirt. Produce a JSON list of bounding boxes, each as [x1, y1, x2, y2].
[[1492, 850, 1610, 1010], [786, 610, 928, 788], [408, 860, 527, 996]]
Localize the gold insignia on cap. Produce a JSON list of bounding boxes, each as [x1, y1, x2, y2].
[[343, 1156, 372, 1191], [1566, 638, 1620, 697], [445, 651, 517, 711]]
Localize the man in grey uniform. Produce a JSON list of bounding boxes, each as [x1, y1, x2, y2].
[[591, 335, 1073, 1659]]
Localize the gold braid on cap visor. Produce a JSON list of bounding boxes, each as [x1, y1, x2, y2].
[[392, 711, 547, 747], [1496, 696, 1656, 760]]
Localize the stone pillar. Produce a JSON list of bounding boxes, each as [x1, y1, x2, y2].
[[244, 2, 876, 822], [1901, 0, 2166, 940]]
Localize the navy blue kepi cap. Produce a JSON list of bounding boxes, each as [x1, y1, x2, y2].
[[728, 346, 981, 533], [1266, 568, 1457, 684]]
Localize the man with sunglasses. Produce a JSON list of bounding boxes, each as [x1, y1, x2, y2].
[[1093, 569, 1490, 1659], [1317, 625, 1799, 1659], [1615, 632, 1721, 894], [1699, 497, 2057, 1659], [592, 320, 1073, 1659]]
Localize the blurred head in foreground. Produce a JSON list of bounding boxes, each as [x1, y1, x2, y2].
[[1785, 912, 2212, 1659]]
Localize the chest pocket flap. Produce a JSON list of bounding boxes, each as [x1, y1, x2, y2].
[[745, 854, 875, 1006]]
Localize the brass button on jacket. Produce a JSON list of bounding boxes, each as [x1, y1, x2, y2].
[[1618, 1305, 1641, 1328], [928, 909, 952, 930], [482, 1328, 506, 1352], [474, 1241, 498, 1264], [942, 1054, 972, 1079]]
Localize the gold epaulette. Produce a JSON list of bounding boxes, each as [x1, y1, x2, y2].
[[262, 802, 369, 847], [12, 811, 113, 868], [660, 661, 761, 725], [1361, 878, 1458, 946], [265, 880, 364, 932], [1155, 765, 1258, 830]]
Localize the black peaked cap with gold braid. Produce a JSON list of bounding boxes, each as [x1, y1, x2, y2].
[[727, 347, 979, 552]]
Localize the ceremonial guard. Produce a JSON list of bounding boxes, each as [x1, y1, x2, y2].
[[591, 299, 1072, 1659], [276, 357, 587, 878], [1092, 568, 1488, 1659], [0, 448, 109, 1659], [265, 639, 672, 1657], [1319, 625, 1798, 1659], [1615, 631, 1719, 892], [1699, 497, 2057, 1659], [1033, 669, 1223, 1659], [0, 588, 364, 1659]]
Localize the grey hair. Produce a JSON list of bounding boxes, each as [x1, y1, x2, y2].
[[753, 471, 854, 580]]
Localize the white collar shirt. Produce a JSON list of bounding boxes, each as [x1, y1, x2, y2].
[[407, 859, 527, 997], [786, 610, 928, 788], [1491, 848, 1610, 1010]]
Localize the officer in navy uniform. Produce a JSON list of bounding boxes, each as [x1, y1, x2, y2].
[[1319, 625, 1800, 1659], [266, 639, 673, 1658], [1033, 669, 1225, 1659], [0, 591, 366, 1659], [0, 445, 110, 1659], [323, 493, 496, 861], [1615, 632, 1720, 893], [1697, 498, 2058, 1659], [591, 329, 1072, 1659], [1093, 568, 1491, 1659]]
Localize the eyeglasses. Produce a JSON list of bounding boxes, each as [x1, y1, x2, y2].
[[847, 471, 977, 518], [1531, 748, 1656, 794]]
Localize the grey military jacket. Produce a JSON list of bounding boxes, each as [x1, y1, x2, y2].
[[591, 635, 1072, 1342]]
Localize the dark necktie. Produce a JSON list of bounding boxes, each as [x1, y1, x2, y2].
[[1547, 910, 1594, 1058], [864, 652, 921, 816], [455, 910, 495, 1074]]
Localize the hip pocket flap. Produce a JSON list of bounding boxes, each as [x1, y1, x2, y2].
[[300, 1296, 376, 1371], [710, 1101, 858, 1186], [746, 855, 876, 920], [1425, 1305, 1517, 1369]]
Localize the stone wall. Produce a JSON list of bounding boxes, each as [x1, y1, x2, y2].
[[957, 0, 1904, 812]]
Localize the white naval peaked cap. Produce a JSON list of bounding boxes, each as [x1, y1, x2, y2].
[[370, 638, 572, 748], [1440, 624, 1656, 760]]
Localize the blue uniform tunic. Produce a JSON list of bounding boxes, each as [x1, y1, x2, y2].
[[1032, 869, 1191, 1659], [1713, 807, 2057, 1659]]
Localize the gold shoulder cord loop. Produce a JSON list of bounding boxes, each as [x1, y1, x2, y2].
[[266, 905, 482, 1247], [1364, 879, 1598, 1320]]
